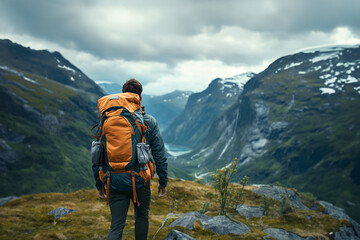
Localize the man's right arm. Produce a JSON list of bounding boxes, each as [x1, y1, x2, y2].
[[145, 114, 168, 188], [92, 163, 103, 191]]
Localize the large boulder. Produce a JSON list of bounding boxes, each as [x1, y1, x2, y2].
[[164, 229, 196, 240], [201, 215, 249, 235], [263, 228, 314, 240], [169, 212, 249, 235], [169, 212, 211, 230], [236, 205, 265, 219], [253, 185, 309, 210]]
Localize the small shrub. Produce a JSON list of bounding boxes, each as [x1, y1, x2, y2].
[[278, 195, 293, 215], [211, 158, 239, 215], [261, 195, 271, 215], [228, 176, 249, 210], [300, 191, 317, 208], [198, 201, 210, 214]]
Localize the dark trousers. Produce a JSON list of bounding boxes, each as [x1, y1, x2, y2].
[[107, 186, 151, 240]]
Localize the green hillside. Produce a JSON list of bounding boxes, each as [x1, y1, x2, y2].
[[0, 65, 99, 196]]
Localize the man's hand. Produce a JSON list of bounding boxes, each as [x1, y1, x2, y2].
[[158, 184, 167, 197], [98, 189, 106, 200]]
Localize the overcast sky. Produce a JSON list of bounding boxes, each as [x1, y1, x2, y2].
[[0, 0, 359, 95]]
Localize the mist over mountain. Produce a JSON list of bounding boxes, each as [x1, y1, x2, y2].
[[172, 44, 360, 221]]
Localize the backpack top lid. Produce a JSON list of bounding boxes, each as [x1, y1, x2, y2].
[[97, 92, 141, 119]]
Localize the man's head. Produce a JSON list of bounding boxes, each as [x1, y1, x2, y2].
[[122, 79, 143, 97]]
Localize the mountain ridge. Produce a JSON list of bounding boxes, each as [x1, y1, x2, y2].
[[163, 72, 255, 148], [174, 44, 360, 221]]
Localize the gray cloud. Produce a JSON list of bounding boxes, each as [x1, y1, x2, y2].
[[0, 0, 359, 94]]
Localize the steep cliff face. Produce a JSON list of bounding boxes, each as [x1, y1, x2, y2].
[[0, 40, 103, 196], [163, 72, 255, 148], [176, 45, 360, 220]]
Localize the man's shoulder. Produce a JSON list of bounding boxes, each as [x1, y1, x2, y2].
[[143, 113, 158, 127]]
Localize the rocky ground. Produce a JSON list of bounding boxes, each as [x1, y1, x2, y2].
[[0, 178, 359, 239]]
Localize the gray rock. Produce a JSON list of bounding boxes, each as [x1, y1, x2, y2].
[[319, 201, 360, 236], [236, 205, 265, 219], [0, 196, 18, 206], [263, 228, 314, 240], [253, 185, 309, 210], [334, 224, 360, 240], [169, 212, 211, 230], [201, 215, 249, 235], [164, 229, 196, 240], [169, 212, 249, 235], [47, 207, 78, 220], [319, 200, 352, 221]]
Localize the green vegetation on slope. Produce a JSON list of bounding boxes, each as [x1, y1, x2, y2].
[[0, 178, 347, 240], [0, 68, 99, 196]]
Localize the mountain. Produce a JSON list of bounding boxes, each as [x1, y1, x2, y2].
[[1, 178, 359, 239], [142, 90, 192, 130], [97, 81, 192, 131], [96, 81, 122, 95], [0, 39, 104, 196], [175, 44, 360, 221], [163, 72, 255, 148], [0, 39, 105, 96]]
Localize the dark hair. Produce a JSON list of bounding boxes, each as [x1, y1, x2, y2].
[[122, 78, 143, 96]]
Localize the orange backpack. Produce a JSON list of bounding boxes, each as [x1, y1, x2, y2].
[[91, 93, 154, 205]]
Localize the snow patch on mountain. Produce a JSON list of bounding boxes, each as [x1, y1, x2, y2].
[[310, 52, 340, 63], [320, 88, 336, 94], [220, 72, 255, 89], [0, 65, 38, 85], [57, 64, 76, 74], [284, 62, 303, 70]]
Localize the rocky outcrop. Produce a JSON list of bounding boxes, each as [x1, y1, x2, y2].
[[236, 205, 265, 219], [164, 229, 196, 240], [47, 207, 78, 220], [169, 212, 211, 230], [200, 215, 249, 235], [319, 201, 360, 237], [0, 196, 18, 206], [334, 224, 360, 240], [263, 228, 314, 240], [253, 185, 309, 210], [169, 212, 249, 235]]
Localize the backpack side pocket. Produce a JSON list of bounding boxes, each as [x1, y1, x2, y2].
[[91, 141, 103, 164], [136, 142, 150, 165]]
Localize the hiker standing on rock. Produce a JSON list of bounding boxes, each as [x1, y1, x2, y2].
[[91, 79, 168, 240]]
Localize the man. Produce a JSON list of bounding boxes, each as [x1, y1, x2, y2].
[[92, 79, 168, 240]]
